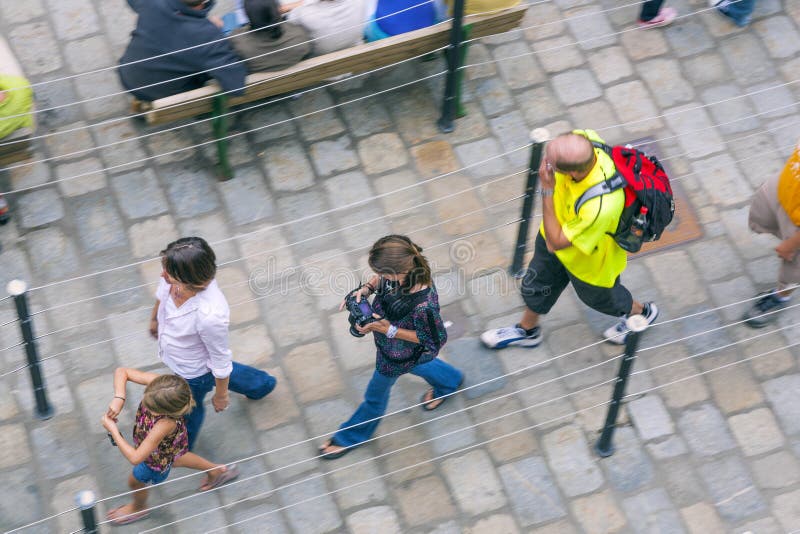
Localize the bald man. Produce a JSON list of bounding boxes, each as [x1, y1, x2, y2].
[[481, 130, 658, 348]]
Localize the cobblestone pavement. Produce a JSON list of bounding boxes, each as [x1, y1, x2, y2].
[[2, 0, 800, 532]]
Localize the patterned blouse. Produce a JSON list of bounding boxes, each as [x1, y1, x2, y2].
[[371, 285, 448, 377], [133, 404, 189, 472]]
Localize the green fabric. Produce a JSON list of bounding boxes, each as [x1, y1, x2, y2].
[[0, 74, 33, 139]]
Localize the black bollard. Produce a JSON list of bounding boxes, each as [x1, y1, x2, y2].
[[594, 315, 648, 457], [510, 129, 550, 278], [75, 490, 98, 534], [7, 280, 54, 420], [437, 0, 466, 133]]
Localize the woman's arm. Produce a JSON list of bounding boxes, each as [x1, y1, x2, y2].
[[107, 368, 161, 419], [102, 416, 176, 466], [149, 300, 160, 339]]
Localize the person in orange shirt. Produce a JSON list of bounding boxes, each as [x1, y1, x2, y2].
[[743, 144, 800, 327]]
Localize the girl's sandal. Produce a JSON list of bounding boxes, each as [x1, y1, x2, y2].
[[319, 439, 351, 460]]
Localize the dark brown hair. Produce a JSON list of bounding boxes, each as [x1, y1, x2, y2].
[[142, 375, 195, 418], [244, 0, 284, 38], [160, 237, 217, 290], [368, 235, 432, 288]]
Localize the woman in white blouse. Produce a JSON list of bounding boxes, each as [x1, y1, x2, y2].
[[149, 237, 277, 449]]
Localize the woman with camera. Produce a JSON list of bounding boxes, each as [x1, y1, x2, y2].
[[319, 235, 464, 459]]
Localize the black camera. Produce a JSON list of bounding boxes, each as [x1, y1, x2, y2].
[[344, 288, 379, 337]]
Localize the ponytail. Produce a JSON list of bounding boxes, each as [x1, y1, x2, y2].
[[368, 235, 432, 288]]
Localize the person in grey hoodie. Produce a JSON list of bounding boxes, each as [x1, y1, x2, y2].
[[119, 0, 247, 101], [230, 0, 311, 72]]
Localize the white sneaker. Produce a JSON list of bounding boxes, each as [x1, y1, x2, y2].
[[480, 325, 542, 349], [603, 302, 659, 345]]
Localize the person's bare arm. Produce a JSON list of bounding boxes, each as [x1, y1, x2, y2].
[[776, 230, 800, 261], [539, 158, 571, 251], [280, 0, 304, 14], [102, 416, 176, 465]]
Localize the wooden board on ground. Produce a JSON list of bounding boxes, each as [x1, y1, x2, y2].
[[142, 5, 528, 125], [630, 136, 703, 256]]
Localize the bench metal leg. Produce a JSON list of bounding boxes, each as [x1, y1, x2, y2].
[[437, 0, 466, 133], [212, 95, 234, 181], [455, 24, 472, 119]]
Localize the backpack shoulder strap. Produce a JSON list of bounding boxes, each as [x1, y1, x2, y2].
[[574, 173, 625, 214]]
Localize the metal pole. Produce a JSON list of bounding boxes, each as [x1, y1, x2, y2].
[[75, 490, 98, 534], [437, 0, 466, 133], [510, 128, 550, 277], [594, 315, 648, 457], [7, 280, 53, 419]]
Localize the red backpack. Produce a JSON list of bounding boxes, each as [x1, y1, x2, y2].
[[574, 142, 675, 253]]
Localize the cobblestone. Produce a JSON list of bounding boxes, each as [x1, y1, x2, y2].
[[570, 490, 626, 534], [729, 408, 786, 456], [346, 506, 400, 534], [721, 33, 777, 85], [15, 189, 64, 229], [628, 394, 674, 441], [543, 424, 603, 497], [162, 164, 220, 218], [498, 456, 566, 527], [606, 81, 663, 134], [551, 69, 602, 106], [394, 476, 456, 527], [699, 455, 766, 522], [110, 168, 168, 220], [763, 374, 800, 434], [752, 450, 800, 489], [442, 450, 506, 515], [622, 488, 684, 534], [218, 166, 274, 225], [678, 403, 736, 456]]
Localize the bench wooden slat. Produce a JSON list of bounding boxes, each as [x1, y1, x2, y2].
[[144, 5, 527, 125]]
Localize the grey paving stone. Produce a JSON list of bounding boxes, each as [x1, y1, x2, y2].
[[30, 417, 90, 478], [63, 35, 113, 72], [0, 467, 45, 530], [218, 166, 274, 225], [646, 435, 689, 460], [498, 456, 566, 527], [70, 193, 126, 253], [677, 403, 736, 456], [466, 514, 520, 534], [733, 517, 784, 534], [93, 120, 147, 170], [385, 85, 440, 145], [261, 282, 320, 346], [0, 423, 30, 468], [702, 85, 761, 135], [720, 206, 778, 260], [324, 448, 387, 511], [663, 104, 726, 159], [161, 163, 220, 218], [687, 236, 744, 282], [664, 20, 714, 57], [773, 488, 800, 531], [637, 58, 694, 108], [493, 41, 545, 90], [644, 251, 708, 311], [244, 102, 298, 143], [442, 450, 507, 515], [729, 407, 786, 456], [517, 85, 563, 126], [752, 450, 800, 489], [15, 188, 64, 229], [628, 394, 674, 441], [662, 459, 707, 507], [230, 501, 289, 534], [165, 489, 228, 533], [357, 133, 408, 175], [309, 136, 359, 177], [340, 97, 392, 137], [110, 168, 168, 220], [46, 0, 99, 40], [763, 374, 800, 435], [710, 276, 756, 322], [8, 22, 62, 75], [24, 226, 80, 282], [0, 0, 44, 23], [755, 16, 800, 58], [720, 33, 777, 85], [262, 138, 316, 191], [258, 422, 315, 483], [55, 157, 107, 197], [289, 90, 346, 142], [565, 6, 616, 50], [680, 502, 725, 534], [441, 337, 506, 399], [699, 455, 766, 522], [471, 77, 514, 117], [533, 36, 585, 73], [454, 138, 509, 178], [587, 46, 633, 86], [543, 424, 603, 497], [748, 81, 798, 119], [128, 214, 179, 258], [601, 426, 654, 493], [423, 394, 478, 456], [73, 71, 131, 121], [551, 69, 602, 107], [571, 490, 627, 534], [622, 488, 685, 534], [489, 111, 531, 168], [682, 53, 733, 87], [277, 190, 335, 255], [346, 506, 400, 534], [606, 81, 663, 134]]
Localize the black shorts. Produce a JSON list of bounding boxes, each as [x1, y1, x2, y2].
[[520, 233, 633, 317]]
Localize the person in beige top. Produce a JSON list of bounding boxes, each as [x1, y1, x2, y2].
[[282, 0, 366, 56]]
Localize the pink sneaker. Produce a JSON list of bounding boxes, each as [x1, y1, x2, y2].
[[638, 6, 677, 28]]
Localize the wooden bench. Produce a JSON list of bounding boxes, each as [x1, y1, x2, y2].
[[0, 36, 36, 167], [133, 4, 528, 178]]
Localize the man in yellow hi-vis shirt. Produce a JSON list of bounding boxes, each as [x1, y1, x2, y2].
[[481, 131, 658, 349], [743, 143, 800, 327]]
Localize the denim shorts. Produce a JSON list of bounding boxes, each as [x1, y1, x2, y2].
[[132, 462, 170, 485]]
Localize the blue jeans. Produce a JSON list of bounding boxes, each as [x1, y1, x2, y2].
[[185, 362, 277, 449], [717, 0, 756, 26], [333, 358, 463, 448], [132, 462, 170, 484]]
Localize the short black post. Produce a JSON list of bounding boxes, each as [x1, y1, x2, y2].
[[510, 128, 550, 278], [594, 315, 647, 457], [437, 0, 466, 133], [7, 280, 53, 420], [212, 94, 233, 181], [75, 490, 98, 534]]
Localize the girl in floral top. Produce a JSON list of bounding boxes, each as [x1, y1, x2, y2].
[[319, 235, 464, 459], [102, 368, 238, 525]]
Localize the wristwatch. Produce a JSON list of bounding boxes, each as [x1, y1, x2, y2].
[[386, 324, 398, 338]]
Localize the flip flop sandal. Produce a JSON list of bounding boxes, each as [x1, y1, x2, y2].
[[200, 464, 239, 491], [110, 509, 150, 526], [319, 439, 352, 460], [420, 376, 465, 412]]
